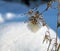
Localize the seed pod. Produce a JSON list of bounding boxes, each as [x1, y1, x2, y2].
[[29, 16, 37, 24], [28, 9, 33, 15], [34, 11, 40, 18]]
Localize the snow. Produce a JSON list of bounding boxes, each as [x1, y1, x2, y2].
[[0, 22, 60, 51]]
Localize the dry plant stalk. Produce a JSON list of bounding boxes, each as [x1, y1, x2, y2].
[[57, 44, 60, 51], [43, 31, 51, 43], [26, 9, 47, 32], [26, 9, 46, 26], [29, 11, 41, 25], [42, 0, 60, 51], [43, 0, 58, 14], [43, 28, 53, 51], [25, 0, 59, 50], [47, 39, 52, 51], [55, 0, 60, 51]]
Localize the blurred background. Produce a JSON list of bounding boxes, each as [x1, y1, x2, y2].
[[0, 0, 51, 6], [0, 0, 59, 37]]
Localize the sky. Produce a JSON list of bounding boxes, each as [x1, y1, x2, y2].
[[0, 0, 60, 38]]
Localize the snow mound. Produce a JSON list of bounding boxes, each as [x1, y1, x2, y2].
[[0, 22, 59, 51]]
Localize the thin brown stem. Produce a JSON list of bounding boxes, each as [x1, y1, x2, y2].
[[57, 44, 60, 51], [47, 39, 52, 51]]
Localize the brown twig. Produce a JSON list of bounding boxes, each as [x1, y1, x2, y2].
[[47, 39, 52, 51], [57, 44, 60, 51]]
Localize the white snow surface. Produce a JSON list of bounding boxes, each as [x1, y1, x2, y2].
[[0, 22, 60, 51]]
